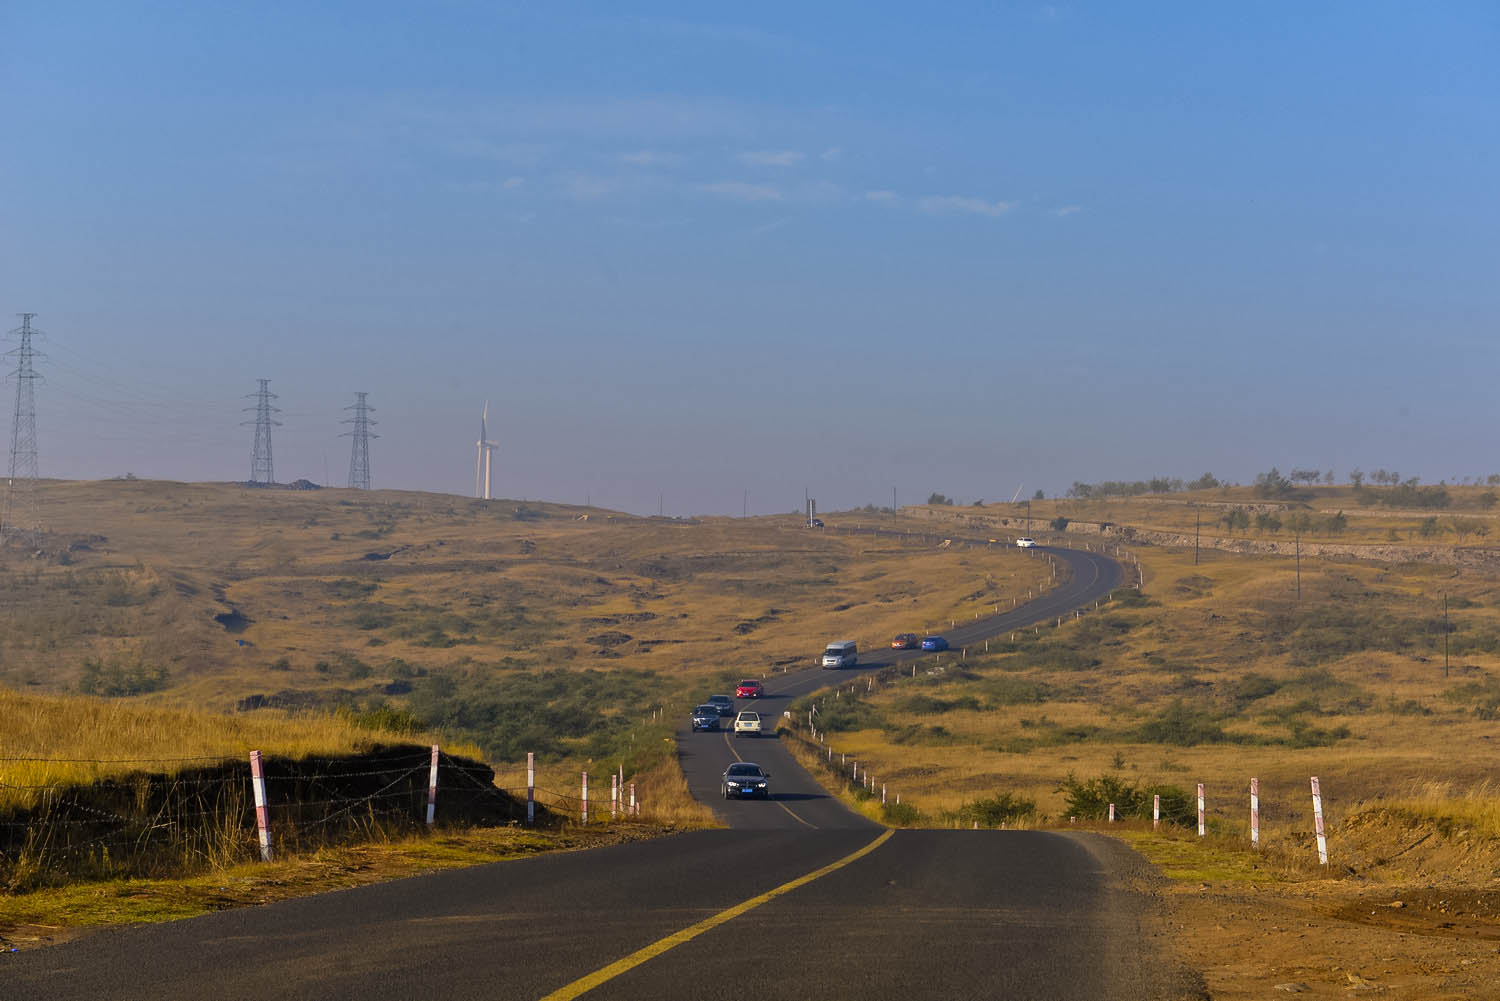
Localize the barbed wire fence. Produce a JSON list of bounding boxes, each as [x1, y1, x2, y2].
[[0, 741, 658, 889]]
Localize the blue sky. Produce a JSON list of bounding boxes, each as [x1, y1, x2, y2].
[[2, 2, 1497, 514]]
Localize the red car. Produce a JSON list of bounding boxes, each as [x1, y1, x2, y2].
[[735, 679, 764, 698], [891, 633, 918, 650]]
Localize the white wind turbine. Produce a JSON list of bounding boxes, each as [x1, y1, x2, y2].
[[475, 402, 498, 500]]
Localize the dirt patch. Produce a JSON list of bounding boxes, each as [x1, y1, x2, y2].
[[1162, 880, 1500, 1000]]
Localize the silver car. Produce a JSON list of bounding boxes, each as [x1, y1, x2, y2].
[[721, 761, 771, 799]]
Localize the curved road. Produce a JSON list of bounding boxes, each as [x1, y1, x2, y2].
[[6, 544, 1189, 1001]]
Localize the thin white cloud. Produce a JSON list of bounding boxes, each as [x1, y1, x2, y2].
[[1054, 204, 1083, 217], [820, 146, 843, 161], [559, 172, 622, 201], [736, 150, 804, 167], [918, 195, 1018, 218], [618, 150, 683, 167], [864, 190, 899, 203], [502, 176, 526, 190], [697, 181, 783, 202], [750, 218, 791, 236]]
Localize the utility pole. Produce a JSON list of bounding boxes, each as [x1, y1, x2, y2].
[[243, 379, 280, 485], [1295, 531, 1301, 602], [1194, 509, 1200, 565], [340, 392, 376, 490], [743, 489, 748, 518], [1444, 592, 1450, 678], [893, 486, 897, 517], [2, 313, 44, 547]]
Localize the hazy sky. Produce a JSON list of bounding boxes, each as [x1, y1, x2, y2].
[[2, 3, 1497, 515]]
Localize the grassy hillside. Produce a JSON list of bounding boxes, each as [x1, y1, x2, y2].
[[790, 541, 1500, 841], [0, 479, 1044, 765]]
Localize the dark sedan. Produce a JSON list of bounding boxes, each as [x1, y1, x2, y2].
[[690, 705, 721, 731], [921, 635, 949, 651], [721, 761, 771, 799]]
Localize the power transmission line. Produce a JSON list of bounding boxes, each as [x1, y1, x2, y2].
[[2, 313, 44, 547], [340, 392, 377, 489], [242, 379, 280, 485]]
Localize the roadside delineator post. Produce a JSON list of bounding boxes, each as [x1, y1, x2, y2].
[[611, 773, 619, 821], [629, 781, 637, 817], [581, 771, 589, 824], [1250, 777, 1260, 848], [249, 750, 273, 862], [881, 784, 887, 805], [1311, 776, 1328, 865], [1108, 803, 1115, 823], [426, 744, 439, 826], [1197, 783, 1206, 837], [526, 752, 535, 825], [1152, 794, 1160, 831]]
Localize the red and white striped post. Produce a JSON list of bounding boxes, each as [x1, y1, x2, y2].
[[1152, 794, 1160, 831], [610, 773, 619, 821], [1108, 802, 1115, 823], [1250, 777, 1260, 848], [526, 752, 535, 825], [1311, 776, 1328, 865], [629, 781, 636, 817], [425, 744, 439, 826], [581, 771, 589, 824], [249, 750, 273, 862], [1197, 783, 1206, 837]]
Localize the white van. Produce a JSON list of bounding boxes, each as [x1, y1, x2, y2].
[[821, 641, 858, 669]]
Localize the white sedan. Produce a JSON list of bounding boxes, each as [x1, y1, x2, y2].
[[733, 710, 763, 737], [1015, 537, 1036, 548]]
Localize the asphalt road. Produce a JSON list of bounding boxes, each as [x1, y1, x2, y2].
[[5, 542, 1186, 1001]]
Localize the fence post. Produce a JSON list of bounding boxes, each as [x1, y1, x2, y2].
[[611, 773, 619, 821], [1311, 776, 1328, 865], [1152, 794, 1160, 831], [1250, 777, 1259, 848], [249, 750, 273, 862], [426, 744, 439, 826], [1197, 783, 1206, 837], [629, 781, 636, 817], [581, 771, 589, 824], [527, 751, 535, 825]]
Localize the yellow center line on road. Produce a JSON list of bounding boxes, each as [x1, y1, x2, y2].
[[535, 828, 894, 1001], [720, 730, 818, 829]]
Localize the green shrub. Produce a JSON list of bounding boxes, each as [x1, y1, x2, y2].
[[881, 801, 924, 825], [1132, 700, 1226, 746], [954, 792, 1036, 827]]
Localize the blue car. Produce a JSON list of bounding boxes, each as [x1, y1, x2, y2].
[[921, 635, 949, 651]]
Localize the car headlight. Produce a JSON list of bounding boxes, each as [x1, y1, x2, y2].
[[726, 781, 741, 787]]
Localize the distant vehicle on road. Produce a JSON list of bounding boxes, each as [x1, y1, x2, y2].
[[706, 695, 736, 717], [735, 679, 764, 698], [891, 633, 918, 650], [1015, 537, 1036, 548], [809, 518, 824, 528], [722, 761, 770, 797], [821, 640, 858, 669], [733, 711, 763, 737], [921, 635, 949, 651], [691, 705, 721, 731]]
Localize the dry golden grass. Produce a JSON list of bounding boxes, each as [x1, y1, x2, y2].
[[798, 541, 1500, 857], [0, 480, 1045, 713], [917, 482, 1500, 549], [0, 688, 482, 811]]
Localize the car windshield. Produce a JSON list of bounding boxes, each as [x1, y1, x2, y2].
[[726, 764, 762, 777], [737, 712, 759, 721], [739, 680, 757, 686], [694, 706, 715, 714]]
